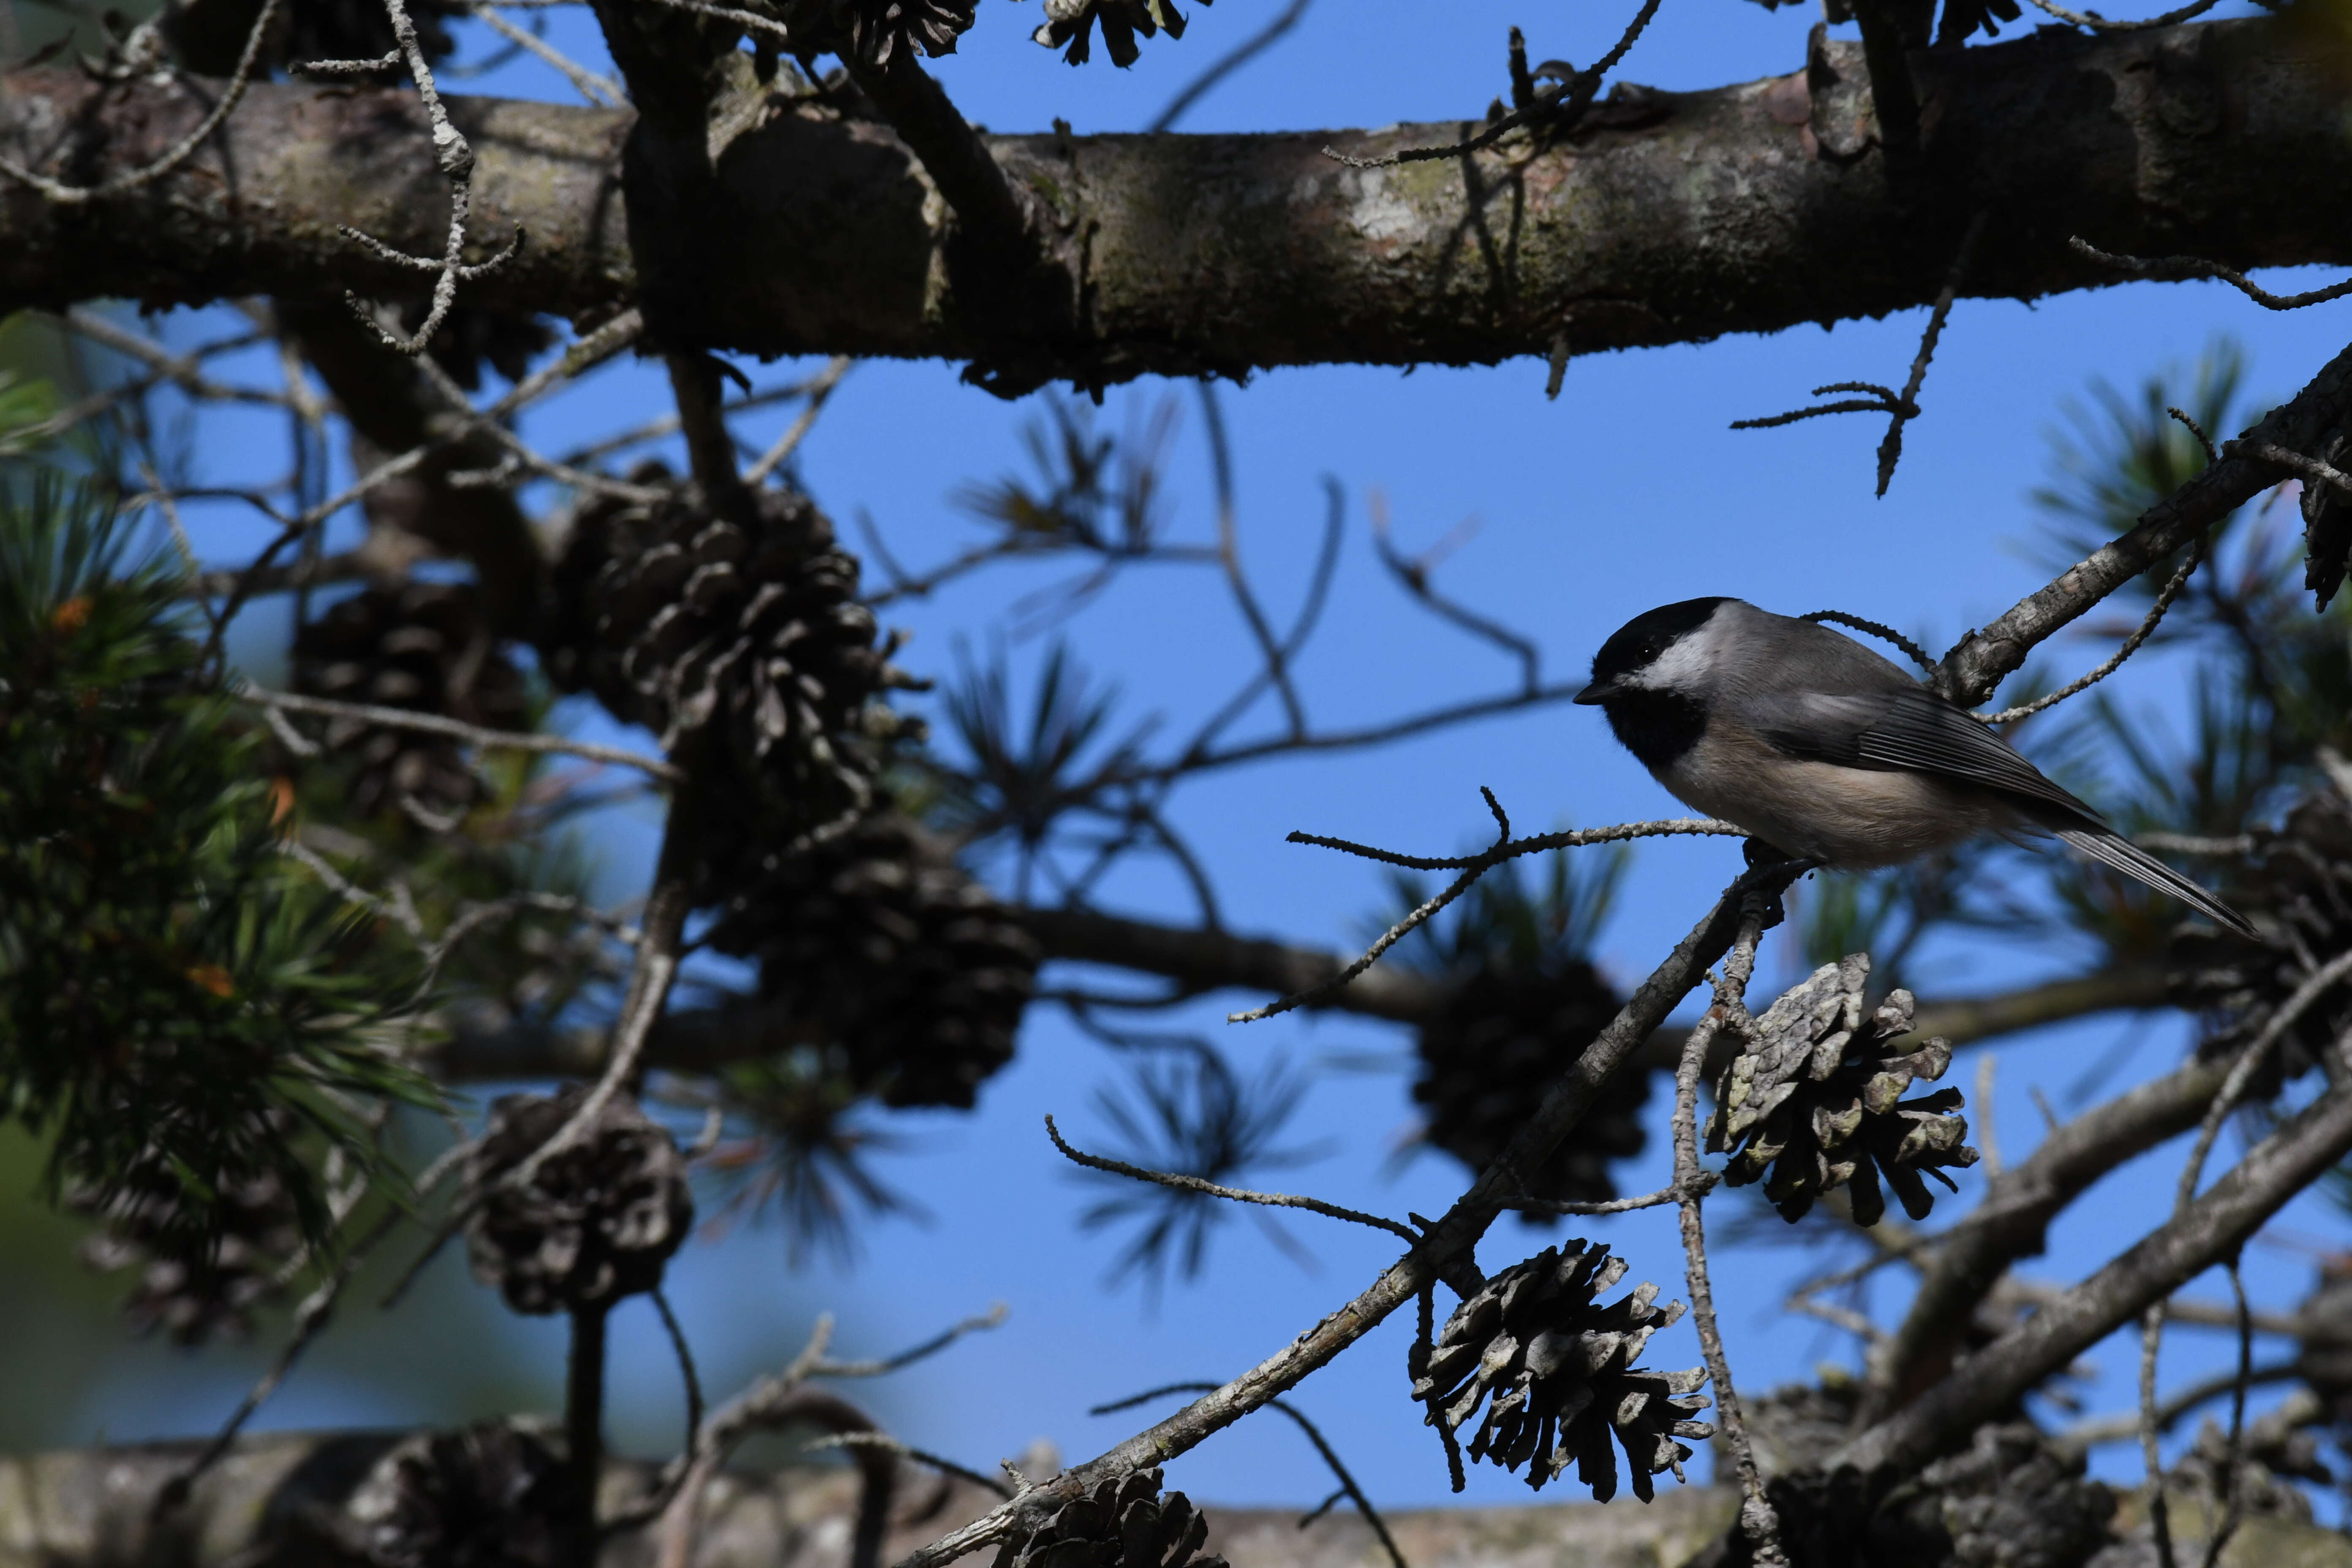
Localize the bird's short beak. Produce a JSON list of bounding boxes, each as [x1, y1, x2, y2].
[[1573, 678, 1618, 705]]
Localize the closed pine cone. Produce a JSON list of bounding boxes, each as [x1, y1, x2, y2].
[[706, 810, 1037, 1109], [291, 580, 525, 822]]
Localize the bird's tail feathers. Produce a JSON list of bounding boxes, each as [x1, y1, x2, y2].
[[2054, 828, 2259, 939]]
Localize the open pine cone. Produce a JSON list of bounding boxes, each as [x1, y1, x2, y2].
[[68, 1124, 302, 1345], [1413, 961, 1648, 1217], [463, 1087, 693, 1315], [1413, 1241, 1712, 1501], [706, 810, 1038, 1109], [545, 464, 918, 838], [1707, 955, 1978, 1226], [1766, 1423, 2115, 1568], [342, 1421, 571, 1568], [291, 580, 527, 822], [1032, 0, 1207, 66], [844, 0, 977, 62], [2173, 785, 2352, 1092], [991, 1469, 1227, 1568]]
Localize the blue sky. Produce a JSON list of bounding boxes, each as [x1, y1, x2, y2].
[[30, 0, 2352, 1528]]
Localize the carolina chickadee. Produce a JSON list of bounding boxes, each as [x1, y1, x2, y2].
[[1575, 596, 2257, 937]]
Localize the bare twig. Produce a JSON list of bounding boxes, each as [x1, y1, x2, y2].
[[330, 0, 526, 360], [1674, 899, 1785, 1565], [2141, 1297, 2179, 1568], [1367, 492, 1540, 694], [1287, 814, 1742, 874], [806, 1433, 1015, 1500], [2071, 236, 2352, 308], [240, 686, 683, 781], [463, 2, 623, 105], [744, 356, 854, 485], [1045, 1114, 1419, 1244], [1735, 212, 1987, 496], [1149, 0, 1313, 132], [2225, 440, 2352, 501], [652, 1290, 705, 1454], [1230, 788, 1517, 1024], [2056, 1363, 2300, 1456], [1801, 610, 1936, 674], [1198, 382, 1306, 738], [1319, 0, 1665, 170], [0, 0, 286, 203], [2199, 1258, 2254, 1568], [1088, 1384, 1407, 1568], [1980, 536, 2205, 724]]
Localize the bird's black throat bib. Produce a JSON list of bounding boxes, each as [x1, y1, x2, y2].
[[1600, 689, 1707, 771]]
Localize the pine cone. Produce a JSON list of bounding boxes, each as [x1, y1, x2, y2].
[[991, 1469, 1227, 1568], [1413, 961, 1649, 1217], [291, 581, 527, 822], [545, 465, 915, 837], [2174, 786, 2352, 1092], [844, 0, 977, 63], [343, 1421, 570, 1568], [1706, 955, 1978, 1226], [1413, 1241, 1712, 1500], [1032, 0, 1207, 67], [2165, 1416, 2328, 1518], [463, 1087, 693, 1315], [706, 811, 1038, 1108], [68, 1124, 302, 1345]]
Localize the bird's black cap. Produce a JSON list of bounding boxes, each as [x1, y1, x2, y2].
[[1575, 597, 1731, 703]]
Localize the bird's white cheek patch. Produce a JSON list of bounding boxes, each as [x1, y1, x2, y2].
[[1638, 618, 1725, 692]]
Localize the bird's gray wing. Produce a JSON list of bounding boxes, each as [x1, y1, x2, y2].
[[1756, 687, 2102, 824], [1740, 670, 2259, 936]]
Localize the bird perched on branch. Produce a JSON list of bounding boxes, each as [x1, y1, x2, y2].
[[1576, 597, 2257, 936]]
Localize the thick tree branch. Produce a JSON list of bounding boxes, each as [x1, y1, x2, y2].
[[1854, 1050, 2231, 1425], [1939, 334, 2352, 705], [1838, 1078, 2352, 1477], [5, 21, 2349, 377]]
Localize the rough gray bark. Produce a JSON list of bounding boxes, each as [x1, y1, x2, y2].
[[4, 18, 2349, 376], [1838, 1080, 2352, 1476]]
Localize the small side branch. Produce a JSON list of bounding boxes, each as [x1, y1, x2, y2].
[[2071, 236, 2352, 309], [1734, 212, 1988, 497], [1979, 533, 2205, 724], [239, 685, 684, 781], [1320, 0, 1665, 170], [1045, 1114, 1419, 1245], [0, 0, 286, 204], [1087, 1384, 1407, 1568], [1672, 898, 1785, 1565]]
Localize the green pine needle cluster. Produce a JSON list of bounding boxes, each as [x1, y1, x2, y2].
[[0, 478, 434, 1266]]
